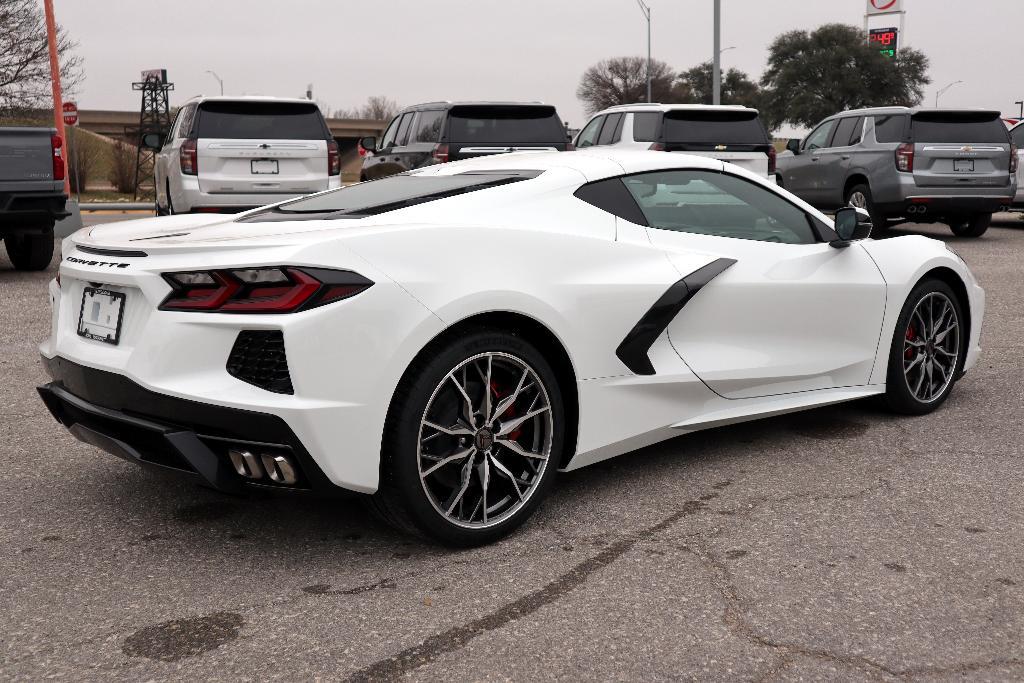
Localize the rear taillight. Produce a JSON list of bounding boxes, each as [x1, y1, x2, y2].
[[1010, 144, 1019, 174], [159, 267, 373, 313], [432, 143, 449, 163], [896, 143, 914, 173], [767, 145, 777, 175], [51, 135, 65, 181], [327, 140, 340, 176], [180, 139, 198, 175], [649, 142, 666, 151]]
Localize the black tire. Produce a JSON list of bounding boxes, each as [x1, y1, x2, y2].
[[369, 329, 565, 546], [845, 183, 888, 236], [5, 224, 55, 271], [948, 213, 991, 238], [884, 279, 965, 415]]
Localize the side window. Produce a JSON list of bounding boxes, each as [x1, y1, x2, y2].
[[622, 170, 818, 245], [378, 114, 404, 149], [597, 113, 623, 145], [803, 120, 837, 151], [830, 117, 859, 148], [394, 113, 414, 146], [576, 116, 605, 148], [847, 116, 865, 146], [412, 110, 445, 143], [874, 115, 908, 143], [177, 105, 196, 139], [632, 112, 660, 142], [1011, 126, 1024, 147]]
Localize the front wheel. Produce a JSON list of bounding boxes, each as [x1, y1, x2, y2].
[[370, 330, 564, 546], [846, 183, 888, 236], [884, 279, 965, 415], [4, 224, 55, 270], [948, 213, 991, 238]]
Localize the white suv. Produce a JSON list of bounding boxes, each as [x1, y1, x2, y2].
[[154, 96, 341, 214], [574, 103, 776, 179]]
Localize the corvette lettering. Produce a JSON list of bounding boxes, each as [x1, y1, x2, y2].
[[65, 256, 130, 268]]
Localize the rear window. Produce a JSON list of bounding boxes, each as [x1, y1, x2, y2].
[[195, 101, 328, 140], [874, 115, 908, 143], [448, 106, 566, 143], [257, 170, 541, 218], [661, 110, 768, 145], [632, 112, 660, 142], [911, 112, 1009, 144]]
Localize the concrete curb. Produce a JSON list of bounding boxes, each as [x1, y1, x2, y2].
[[79, 202, 155, 212]]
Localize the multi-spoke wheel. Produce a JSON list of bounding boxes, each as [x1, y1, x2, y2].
[[885, 280, 965, 414], [370, 330, 564, 545]]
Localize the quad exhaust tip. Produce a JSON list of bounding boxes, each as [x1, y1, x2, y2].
[[228, 448, 298, 486]]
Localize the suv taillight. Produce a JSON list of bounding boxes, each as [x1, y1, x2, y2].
[[180, 139, 198, 175], [649, 142, 666, 151], [432, 143, 449, 163], [895, 143, 914, 173], [1010, 144, 1019, 174], [327, 140, 340, 176], [51, 135, 65, 181], [159, 267, 373, 313], [767, 145, 777, 175]]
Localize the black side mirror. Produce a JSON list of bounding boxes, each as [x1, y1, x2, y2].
[[831, 207, 873, 248], [360, 136, 377, 153], [141, 133, 163, 150], [785, 138, 801, 155]]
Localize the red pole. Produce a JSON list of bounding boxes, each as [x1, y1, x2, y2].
[[43, 0, 70, 197]]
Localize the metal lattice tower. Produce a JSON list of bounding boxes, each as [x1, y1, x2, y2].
[[131, 72, 174, 200]]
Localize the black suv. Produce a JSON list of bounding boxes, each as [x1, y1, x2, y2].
[[359, 102, 570, 180]]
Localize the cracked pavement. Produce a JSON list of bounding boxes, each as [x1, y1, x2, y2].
[[2, 216, 1023, 681]]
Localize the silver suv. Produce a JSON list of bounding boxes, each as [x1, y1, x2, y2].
[[777, 107, 1017, 237]]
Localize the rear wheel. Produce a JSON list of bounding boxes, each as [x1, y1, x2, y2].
[[948, 213, 991, 238], [5, 224, 55, 271], [370, 330, 564, 546], [884, 279, 964, 415], [846, 183, 888, 236]]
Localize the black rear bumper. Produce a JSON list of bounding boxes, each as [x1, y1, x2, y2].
[[0, 191, 69, 225], [876, 195, 1013, 218], [38, 356, 344, 496]]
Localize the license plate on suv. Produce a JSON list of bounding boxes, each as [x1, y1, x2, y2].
[[954, 159, 975, 173], [77, 287, 125, 345], [251, 159, 279, 175]]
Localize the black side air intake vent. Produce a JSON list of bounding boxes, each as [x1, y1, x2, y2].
[[226, 331, 293, 394]]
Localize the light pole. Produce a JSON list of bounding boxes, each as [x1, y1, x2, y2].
[[206, 70, 224, 96], [635, 0, 652, 103], [935, 80, 963, 108], [1016, 101, 1023, 120], [713, 0, 722, 105]]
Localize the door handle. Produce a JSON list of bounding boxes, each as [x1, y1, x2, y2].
[[811, 157, 820, 162], [841, 155, 851, 161]]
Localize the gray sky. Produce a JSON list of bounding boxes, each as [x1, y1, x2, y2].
[[56, 0, 1024, 131]]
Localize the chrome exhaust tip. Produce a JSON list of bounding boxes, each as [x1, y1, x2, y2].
[[229, 449, 264, 479], [261, 453, 298, 486]]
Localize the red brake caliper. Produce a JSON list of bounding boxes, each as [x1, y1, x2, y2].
[[905, 324, 916, 359], [491, 381, 523, 441]]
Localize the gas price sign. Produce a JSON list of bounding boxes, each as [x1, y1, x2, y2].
[[869, 27, 899, 58]]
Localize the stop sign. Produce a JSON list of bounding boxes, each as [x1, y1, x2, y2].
[[62, 101, 78, 127]]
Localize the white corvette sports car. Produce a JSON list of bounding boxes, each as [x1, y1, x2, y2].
[[39, 150, 984, 545]]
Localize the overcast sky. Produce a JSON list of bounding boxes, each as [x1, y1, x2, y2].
[[55, 0, 1024, 132]]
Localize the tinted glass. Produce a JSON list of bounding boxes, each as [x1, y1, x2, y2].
[[576, 116, 604, 148], [379, 115, 402, 148], [195, 102, 326, 139], [393, 113, 414, 146], [622, 170, 817, 244], [177, 104, 196, 138], [412, 110, 445, 143], [874, 115, 908, 143], [848, 116, 865, 145], [661, 110, 768, 145], [632, 112, 660, 142], [272, 171, 538, 216], [448, 106, 565, 143], [804, 120, 836, 150], [831, 117, 860, 148], [1012, 125, 1024, 147], [911, 113, 1009, 143], [598, 113, 623, 145]]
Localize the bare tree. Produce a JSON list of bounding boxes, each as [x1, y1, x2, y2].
[[0, 0, 83, 116], [333, 95, 400, 121], [576, 56, 677, 115]]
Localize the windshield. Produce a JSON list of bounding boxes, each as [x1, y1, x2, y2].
[[262, 170, 541, 218], [195, 101, 328, 140]]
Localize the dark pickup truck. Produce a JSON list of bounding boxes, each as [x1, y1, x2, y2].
[[0, 127, 68, 270]]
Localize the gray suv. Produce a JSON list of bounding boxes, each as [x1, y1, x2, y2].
[[777, 107, 1017, 237]]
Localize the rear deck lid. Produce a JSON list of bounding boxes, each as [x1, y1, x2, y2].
[[658, 109, 771, 176], [193, 101, 330, 195], [446, 105, 568, 159], [910, 111, 1012, 188]]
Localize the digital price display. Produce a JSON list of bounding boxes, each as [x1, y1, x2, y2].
[[869, 27, 899, 58]]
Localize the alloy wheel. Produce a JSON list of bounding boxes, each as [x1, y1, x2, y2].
[[848, 191, 868, 209], [903, 292, 960, 403]]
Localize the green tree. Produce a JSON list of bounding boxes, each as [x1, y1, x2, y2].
[[576, 56, 678, 116], [676, 62, 761, 109], [759, 23, 929, 131]]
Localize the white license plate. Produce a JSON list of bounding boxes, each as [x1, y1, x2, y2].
[[954, 159, 975, 172], [77, 287, 126, 345], [251, 159, 279, 175]]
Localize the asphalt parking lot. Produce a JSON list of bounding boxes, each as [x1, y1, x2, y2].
[[3, 215, 1023, 681]]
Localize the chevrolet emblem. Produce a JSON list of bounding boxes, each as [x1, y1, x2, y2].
[[715, 144, 728, 151]]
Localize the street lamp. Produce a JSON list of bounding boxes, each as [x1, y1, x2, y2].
[[935, 80, 963, 108], [1016, 101, 1023, 119], [634, 0, 652, 103], [712, 0, 722, 105], [206, 70, 224, 96]]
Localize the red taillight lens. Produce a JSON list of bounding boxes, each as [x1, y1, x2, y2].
[[180, 139, 198, 175], [327, 140, 341, 176], [51, 135, 65, 181], [1010, 144, 1019, 174], [432, 143, 449, 163], [648, 142, 666, 151], [767, 145, 777, 175], [896, 143, 914, 173], [159, 267, 372, 313]]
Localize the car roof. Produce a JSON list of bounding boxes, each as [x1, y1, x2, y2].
[[836, 106, 1002, 118], [592, 103, 759, 116], [399, 101, 550, 112], [181, 95, 320, 106]]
